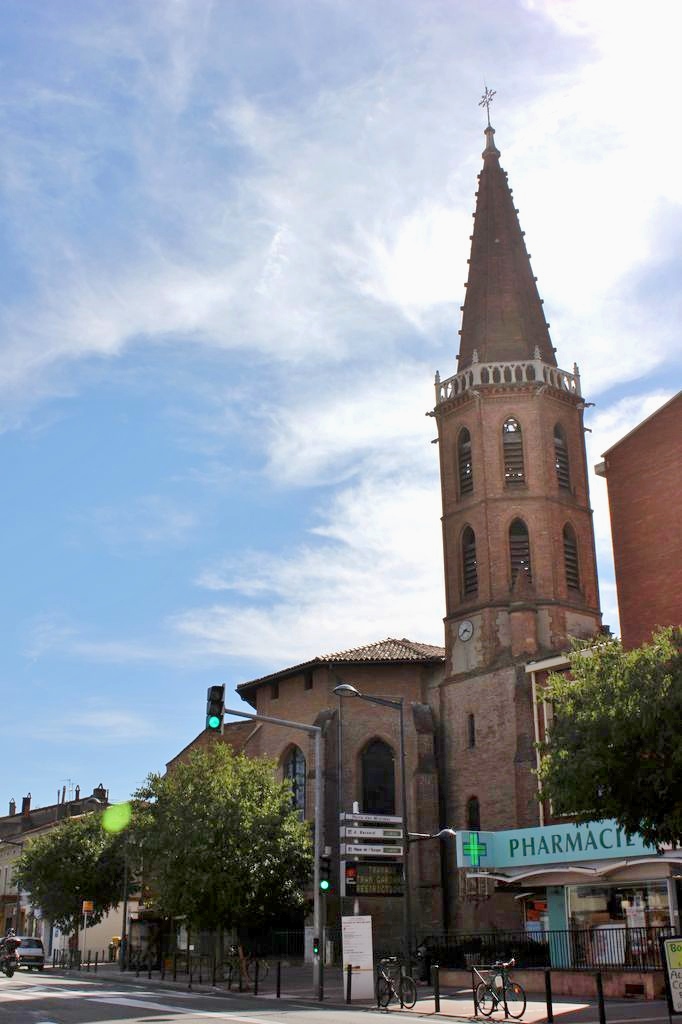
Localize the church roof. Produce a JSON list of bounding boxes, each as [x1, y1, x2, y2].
[[236, 637, 445, 697], [457, 124, 557, 370]]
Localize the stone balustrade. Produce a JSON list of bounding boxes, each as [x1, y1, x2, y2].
[[435, 350, 581, 404]]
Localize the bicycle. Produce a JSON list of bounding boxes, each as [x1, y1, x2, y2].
[[225, 946, 269, 987], [473, 957, 526, 1018], [376, 955, 417, 1009]]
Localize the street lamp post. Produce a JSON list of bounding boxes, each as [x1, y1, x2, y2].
[[333, 683, 413, 972]]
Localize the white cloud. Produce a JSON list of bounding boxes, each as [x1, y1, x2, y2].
[[73, 495, 197, 549]]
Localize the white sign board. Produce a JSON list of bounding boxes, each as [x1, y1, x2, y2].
[[662, 937, 682, 1014], [341, 826, 403, 840], [340, 812, 403, 824], [341, 843, 403, 857], [341, 915, 375, 1000]]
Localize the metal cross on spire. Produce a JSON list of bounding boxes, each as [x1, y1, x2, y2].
[[479, 85, 496, 127]]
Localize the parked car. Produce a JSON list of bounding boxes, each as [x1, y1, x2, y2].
[[16, 936, 45, 970]]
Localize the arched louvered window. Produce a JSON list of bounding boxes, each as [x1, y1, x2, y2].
[[458, 428, 473, 497], [466, 796, 481, 831], [284, 746, 306, 819], [554, 423, 571, 490], [563, 523, 580, 590], [503, 417, 525, 485], [362, 739, 395, 815], [509, 518, 532, 585], [467, 713, 476, 749], [462, 526, 478, 597]]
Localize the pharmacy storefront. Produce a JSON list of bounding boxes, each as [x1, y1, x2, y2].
[[456, 820, 682, 967]]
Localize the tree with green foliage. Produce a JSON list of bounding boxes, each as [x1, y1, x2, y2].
[[537, 627, 682, 847], [135, 743, 313, 944], [14, 813, 126, 934]]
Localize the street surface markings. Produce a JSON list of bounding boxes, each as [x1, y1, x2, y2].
[[87, 998, 299, 1022]]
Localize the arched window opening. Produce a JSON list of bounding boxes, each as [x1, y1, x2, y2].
[[563, 524, 580, 590], [509, 519, 532, 584], [362, 739, 395, 815], [462, 527, 478, 597], [284, 746, 306, 819], [503, 418, 525, 485], [458, 428, 473, 496], [466, 796, 481, 831], [554, 424, 571, 489], [467, 713, 476, 749]]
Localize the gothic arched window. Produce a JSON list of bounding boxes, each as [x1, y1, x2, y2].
[[509, 518, 532, 584], [458, 428, 473, 497], [503, 417, 525, 485], [462, 526, 478, 597], [563, 523, 580, 591], [283, 746, 306, 818], [466, 796, 481, 831], [361, 739, 395, 815], [554, 423, 571, 490]]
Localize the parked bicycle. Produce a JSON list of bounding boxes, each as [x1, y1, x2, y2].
[[376, 955, 417, 1009], [473, 957, 526, 1018], [225, 945, 269, 987]]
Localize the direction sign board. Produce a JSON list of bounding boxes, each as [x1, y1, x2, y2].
[[340, 843, 404, 857], [340, 812, 403, 825], [341, 826, 403, 840], [661, 936, 682, 1015]]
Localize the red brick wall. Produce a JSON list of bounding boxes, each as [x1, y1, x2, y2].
[[603, 393, 682, 649]]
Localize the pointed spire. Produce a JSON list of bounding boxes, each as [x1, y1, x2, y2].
[[457, 109, 557, 371]]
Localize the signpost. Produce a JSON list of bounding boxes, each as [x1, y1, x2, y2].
[[340, 810, 405, 900], [81, 900, 94, 962], [341, 915, 374, 1000], [342, 861, 404, 897]]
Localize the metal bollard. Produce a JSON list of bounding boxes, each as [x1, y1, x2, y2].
[[544, 969, 554, 1022], [254, 959, 259, 996], [472, 968, 478, 1014], [346, 963, 352, 1003], [188, 955, 193, 990], [276, 960, 282, 998], [596, 971, 606, 1024], [433, 963, 440, 1014], [318, 955, 324, 1002], [94, 952, 98, 973], [173, 952, 177, 982]]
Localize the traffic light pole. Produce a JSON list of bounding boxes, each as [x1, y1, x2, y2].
[[224, 707, 324, 996]]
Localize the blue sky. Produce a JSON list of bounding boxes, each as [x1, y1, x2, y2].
[[1, 0, 680, 811]]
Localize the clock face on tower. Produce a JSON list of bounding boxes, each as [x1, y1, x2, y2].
[[458, 619, 474, 642]]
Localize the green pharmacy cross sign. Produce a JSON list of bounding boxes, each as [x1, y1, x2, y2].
[[462, 832, 488, 867]]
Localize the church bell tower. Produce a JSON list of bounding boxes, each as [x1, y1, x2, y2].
[[432, 101, 602, 919]]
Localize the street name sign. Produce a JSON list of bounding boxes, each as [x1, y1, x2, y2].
[[341, 826, 403, 840], [340, 812, 403, 825], [340, 842, 404, 857]]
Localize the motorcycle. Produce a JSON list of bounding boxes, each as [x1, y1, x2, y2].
[[0, 932, 21, 977]]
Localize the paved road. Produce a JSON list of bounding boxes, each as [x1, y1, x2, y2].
[[0, 966, 673, 1024]]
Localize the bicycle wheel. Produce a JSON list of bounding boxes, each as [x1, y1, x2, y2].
[[475, 981, 495, 1016], [247, 958, 268, 981], [377, 975, 392, 1007], [504, 981, 526, 1018], [399, 975, 417, 1008]]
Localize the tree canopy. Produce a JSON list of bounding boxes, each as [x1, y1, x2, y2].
[[14, 812, 126, 933], [537, 627, 682, 847], [135, 743, 313, 935]]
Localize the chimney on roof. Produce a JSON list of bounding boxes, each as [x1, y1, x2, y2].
[[21, 794, 31, 816], [75, 785, 80, 801], [92, 783, 107, 802], [9, 799, 16, 816]]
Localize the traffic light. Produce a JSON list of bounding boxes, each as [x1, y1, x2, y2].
[[312, 936, 320, 956], [206, 684, 225, 733], [319, 855, 332, 893]]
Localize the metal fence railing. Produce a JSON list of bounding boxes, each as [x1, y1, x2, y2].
[[421, 926, 674, 972]]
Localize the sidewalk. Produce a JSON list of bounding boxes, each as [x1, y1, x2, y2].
[[53, 961, 670, 1023]]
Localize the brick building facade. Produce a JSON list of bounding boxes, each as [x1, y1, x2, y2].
[[595, 391, 682, 649]]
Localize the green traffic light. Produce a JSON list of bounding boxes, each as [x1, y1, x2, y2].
[[207, 714, 222, 730], [319, 879, 330, 892]]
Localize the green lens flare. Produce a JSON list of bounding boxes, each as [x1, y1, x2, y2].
[[102, 802, 132, 834]]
